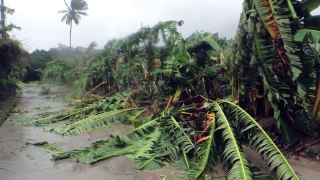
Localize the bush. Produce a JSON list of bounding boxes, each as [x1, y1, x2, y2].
[[0, 39, 26, 100]]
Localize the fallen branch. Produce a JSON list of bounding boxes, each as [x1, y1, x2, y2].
[[294, 139, 320, 153], [85, 81, 107, 98]]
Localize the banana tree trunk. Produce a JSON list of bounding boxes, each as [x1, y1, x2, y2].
[[312, 79, 320, 119], [231, 72, 238, 100]]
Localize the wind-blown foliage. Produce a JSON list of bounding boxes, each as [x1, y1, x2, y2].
[[59, 0, 88, 47], [233, 0, 320, 141], [219, 100, 299, 180], [24, 96, 298, 179], [214, 103, 252, 180], [0, 39, 26, 100], [17, 104, 97, 126], [52, 118, 160, 163], [54, 108, 144, 135], [18, 16, 312, 179]]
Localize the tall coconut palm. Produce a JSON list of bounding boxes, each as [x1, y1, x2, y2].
[[59, 0, 88, 47]]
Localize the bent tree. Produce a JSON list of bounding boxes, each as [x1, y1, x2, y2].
[[232, 0, 320, 142]]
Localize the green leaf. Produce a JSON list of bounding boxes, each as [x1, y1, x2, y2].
[[170, 116, 195, 153], [55, 108, 145, 135], [137, 160, 161, 170], [294, 29, 308, 42], [52, 118, 160, 163], [17, 105, 96, 126], [214, 102, 253, 180], [219, 100, 299, 180], [294, 29, 320, 43], [302, 0, 320, 12]]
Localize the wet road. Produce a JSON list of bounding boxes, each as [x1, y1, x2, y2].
[[0, 84, 180, 180]]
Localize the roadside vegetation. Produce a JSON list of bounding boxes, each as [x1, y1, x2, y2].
[[0, 1, 26, 124]]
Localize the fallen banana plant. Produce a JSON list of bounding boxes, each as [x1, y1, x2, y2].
[[18, 90, 137, 130], [53, 108, 145, 135], [219, 100, 299, 180], [17, 104, 98, 126], [32, 98, 299, 180]]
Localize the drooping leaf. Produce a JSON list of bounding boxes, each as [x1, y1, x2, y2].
[[214, 102, 253, 180], [219, 100, 299, 180]]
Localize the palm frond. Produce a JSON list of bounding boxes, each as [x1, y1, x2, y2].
[[54, 108, 145, 135], [269, 0, 302, 80], [60, 13, 69, 23], [52, 118, 160, 163], [253, 18, 307, 141], [214, 102, 252, 180], [58, 10, 69, 14], [17, 105, 97, 126], [254, 0, 280, 39], [219, 100, 299, 180], [135, 115, 195, 171], [170, 116, 195, 153]]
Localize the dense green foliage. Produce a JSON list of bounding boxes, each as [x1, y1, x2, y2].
[[0, 39, 26, 100], [19, 18, 311, 179], [12, 0, 320, 179], [232, 0, 320, 142], [25, 43, 101, 83], [0, 2, 25, 126], [21, 91, 298, 179], [24, 49, 53, 81]]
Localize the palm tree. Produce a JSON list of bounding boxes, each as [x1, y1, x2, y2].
[[59, 0, 88, 47]]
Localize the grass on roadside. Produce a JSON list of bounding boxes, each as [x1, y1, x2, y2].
[[0, 92, 22, 126]]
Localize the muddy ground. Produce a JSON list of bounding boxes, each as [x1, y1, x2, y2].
[[0, 83, 320, 180]]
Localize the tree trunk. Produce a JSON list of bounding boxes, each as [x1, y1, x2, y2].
[[231, 71, 238, 100], [1, 0, 8, 39], [69, 20, 72, 47], [312, 78, 320, 119]]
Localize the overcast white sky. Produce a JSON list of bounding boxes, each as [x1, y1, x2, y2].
[[5, 0, 320, 52]]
